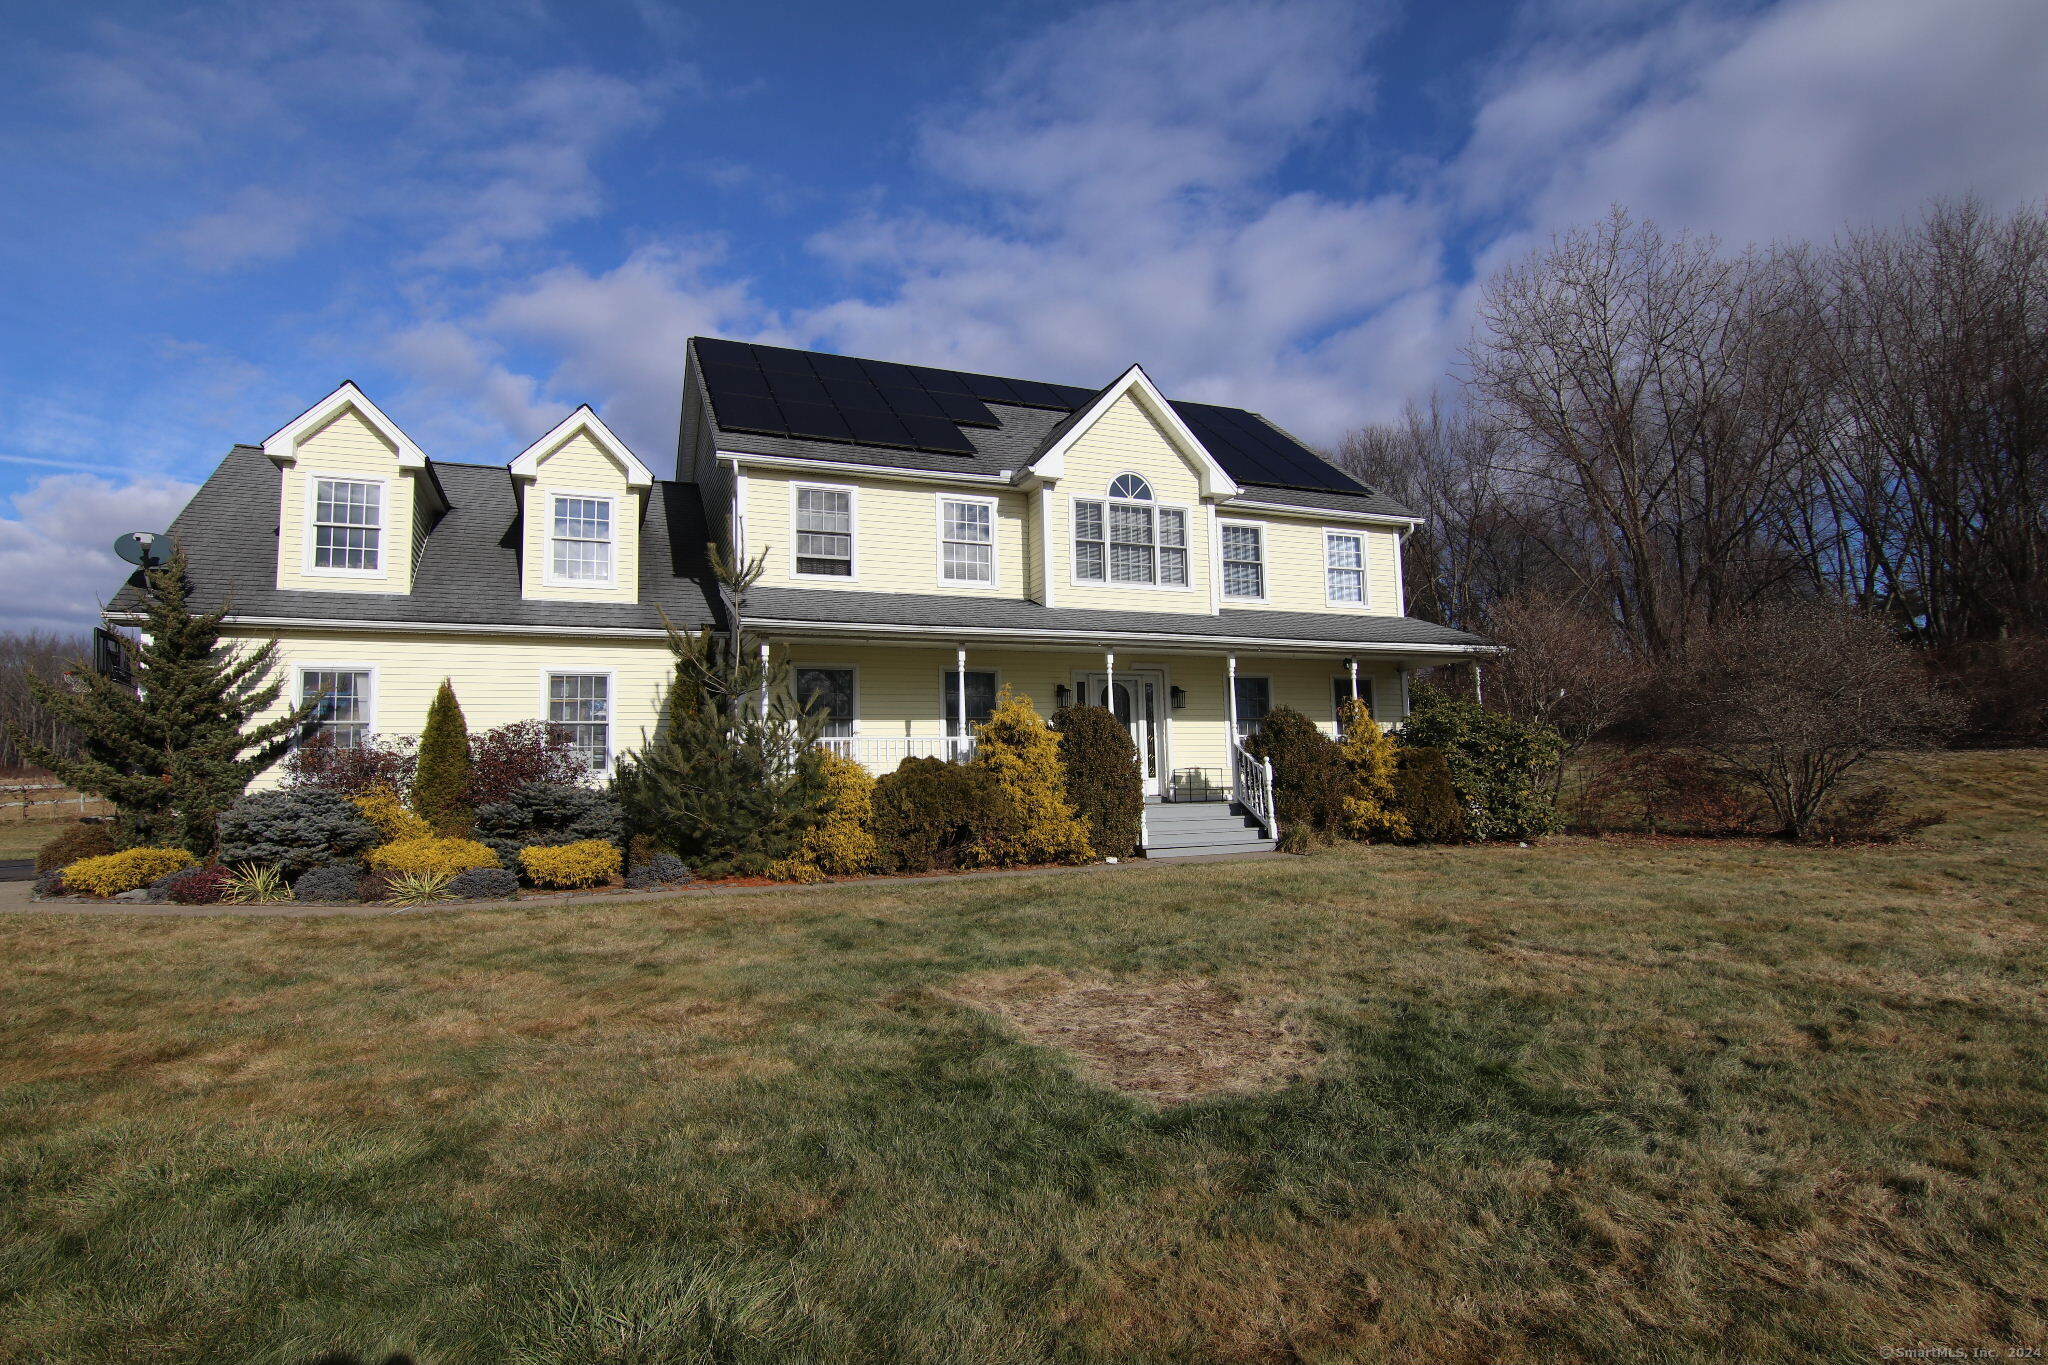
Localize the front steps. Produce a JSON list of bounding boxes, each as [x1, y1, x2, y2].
[[1142, 800, 1277, 858]]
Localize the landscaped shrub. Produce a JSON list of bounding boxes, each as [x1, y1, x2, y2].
[[383, 870, 455, 905], [282, 733, 418, 796], [33, 870, 65, 898], [223, 863, 293, 904], [1051, 703, 1142, 860], [148, 865, 231, 905], [473, 783, 623, 868], [469, 721, 591, 803], [218, 790, 381, 878], [292, 864, 366, 903], [1570, 747, 1760, 835], [412, 680, 474, 835], [352, 786, 432, 843], [1394, 748, 1470, 844], [768, 750, 877, 882], [968, 689, 1092, 868], [446, 866, 521, 900], [624, 853, 693, 889], [871, 757, 1001, 873], [63, 846, 197, 897], [367, 836, 500, 879], [1336, 699, 1408, 842], [1400, 686, 1564, 841], [1246, 706, 1355, 851], [519, 839, 622, 889], [36, 822, 117, 873]]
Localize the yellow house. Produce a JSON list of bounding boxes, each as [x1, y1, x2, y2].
[[111, 339, 1491, 857]]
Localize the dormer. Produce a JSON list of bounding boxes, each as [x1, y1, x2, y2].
[[267, 383, 440, 596], [512, 406, 653, 604]]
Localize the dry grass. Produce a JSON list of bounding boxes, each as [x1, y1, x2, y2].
[[0, 750, 2042, 1364]]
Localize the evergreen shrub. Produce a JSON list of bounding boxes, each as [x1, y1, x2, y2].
[[367, 836, 499, 879], [1247, 706, 1355, 850], [871, 757, 1000, 873], [1394, 748, 1470, 844], [151, 865, 232, 905], [412, 680, 474, 835], [768, 750, 877, 882], [519, 839, 622, 889], [352, 786, 432, 843], [1050, 703, 1142, 860], [474, 784, 623, 868], [292, 865, 366, 903], [1401, 687, 1564, 841], [1336, 700, 1409, 842], [218, 790, 381, 878], [969, 689, 1092, 867], [33, 870, 66, 898], [64, 847, 196, 897], [447, 867, 521, 900], [624, 853, 693, 889], [36, 823, 117, 873]]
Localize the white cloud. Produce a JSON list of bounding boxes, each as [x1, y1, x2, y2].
[[0, 474, 197, 632]]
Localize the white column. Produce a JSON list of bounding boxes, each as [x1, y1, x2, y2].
[[1104, 650, 1115, 712], [1347, 656, 1360, 702], [1473, 663, 1484, 706], [758, 641, 770, 716], [1399, 665, 1412, 718], [1226, 654, 1239, 736], [955, 646, 968, 758]]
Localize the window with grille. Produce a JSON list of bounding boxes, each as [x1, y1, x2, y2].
[[301, 669, 371, 748], [1221, 523, 1264, 598], [1233, 676, 1271, 741], [943, 670, 999, 737], [1074, 492, 1188, 586], [548, 673, 611, 770], [794, 486, 854, 576], [1333, 676, 1374, 734], [550, 495, 614, 583], [1326, 532, 1366, 603], [796, 667, 856, 737], [311, 479, 381, 571], [939, 498, 994, 584]]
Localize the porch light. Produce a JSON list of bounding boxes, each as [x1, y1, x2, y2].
[[1053, 684, 1071, 708], [1169, 686, 1186, 710]]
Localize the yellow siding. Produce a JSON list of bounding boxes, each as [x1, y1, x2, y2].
[[519, 430, 643, 604], [1050, 393, 1214, 613], [1216, 513, 1403, 615], [744, 469, 1028, 596], [275, 407, 417, 595]]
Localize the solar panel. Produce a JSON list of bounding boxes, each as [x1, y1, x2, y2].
[[778, 401, 855, 442], [898, 413, 977, 453], [807, 352, 871, 382], [842, 409, 914, 446], [694, 338, 757, 368], [858, 359, 921, 389], [911, 366, 973, 394], [751, 345, 817, 375], [879, 386, 947, 420], [708, 393, 787, 436], [764, 371, 830, 406], [961, 372, 1023, 404], [701, 361, 770, 398], [932, 391, 999, 427], [1172, 403, 1365, 492], [820, 378, 890, 412], [1002, 378, 1067, 407]]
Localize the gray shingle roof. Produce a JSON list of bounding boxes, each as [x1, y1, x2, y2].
[[108, 444, 722, 632]]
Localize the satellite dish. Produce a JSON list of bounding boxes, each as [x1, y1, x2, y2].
[[114, 532, 166, 567]]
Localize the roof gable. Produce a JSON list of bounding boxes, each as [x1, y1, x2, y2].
[[262, 382, 427, 470], [1026, 364, 1239, 499], [510, 405, 653, 488]]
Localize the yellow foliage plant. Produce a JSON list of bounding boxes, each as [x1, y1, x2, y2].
[[969, 687, 1094, 868], [62, 846, 197, 897], [769, 749, 878, 882], [1336, 699, 1410, 841], [368, 836, 500, 879], [352, 785, 433, 843], [519, 839, 623, 889]]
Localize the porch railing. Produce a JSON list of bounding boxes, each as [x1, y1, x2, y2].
[[1231, 738, 1280, 842], [820, 734, 977, 772]]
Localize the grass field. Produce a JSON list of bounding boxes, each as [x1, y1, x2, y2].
[[1, 752, 2044, 1364], [0, 817, 81, 862]]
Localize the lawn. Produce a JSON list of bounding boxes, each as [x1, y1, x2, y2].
[[1, 752, 2044, 1364], [0, 817, 81, 862]]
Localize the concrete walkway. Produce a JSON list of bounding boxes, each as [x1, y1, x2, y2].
[[0, 849, 1291, 918]]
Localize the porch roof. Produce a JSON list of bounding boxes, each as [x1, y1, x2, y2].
[[740, 586, 1493, 656]]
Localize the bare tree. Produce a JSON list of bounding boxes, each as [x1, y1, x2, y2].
[[0, 631, 90, 774], [1478, 592, 1649, 774]]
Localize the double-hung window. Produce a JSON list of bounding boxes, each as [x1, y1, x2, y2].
[[548, 673, 612, 770], [1325, 531, 1367, 604], [550, 495, 614, 584], [301, 669, 372, 748], [794, 486, 854, 577], [943, 670, 999, 737], [939, 497, 995, 585], [311, 479, 382, 572], [1221, 523, 1265, 599], [1073, 475, 1188, 586], [795, 667, 856, 737], [1232, 676, 1271, 741]]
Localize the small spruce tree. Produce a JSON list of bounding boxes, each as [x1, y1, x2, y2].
[[1336, 698, 1409, 841], [10, 548, 314, 853], [768, 749, 878, 882], [411, 679, 474, 835], [970, 688, 1093, 867]]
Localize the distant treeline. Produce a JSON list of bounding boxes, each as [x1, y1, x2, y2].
[[0, 631, 89, 774]]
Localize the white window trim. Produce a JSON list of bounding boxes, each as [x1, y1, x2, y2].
[[1217, 518, 1268, 603], [794, 662, 861, 736], [1233, 673, 1272, 738], [540, 488, 620, 589], [790, 481, 859, 582], [1066, 493, 1198, 593], [297, 663, 379, 743], [934, 493, 1001, 590], [1323, 528, 1372, 608], [539, 668, 618, 773], [941, 666, 1004, 736], [302, 473, 390, 579]]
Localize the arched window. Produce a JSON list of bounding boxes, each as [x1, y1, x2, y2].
[[1108, 473, 1153, 502]]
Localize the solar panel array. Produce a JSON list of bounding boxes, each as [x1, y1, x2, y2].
[[694, 338, 1368, 493]]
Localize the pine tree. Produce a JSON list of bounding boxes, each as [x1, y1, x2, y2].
[[611, 550, 829, 876], [1336, 698, 1409, 841], [970, 688, 1093, 867], [10, 548, 314, 853], [411, 679, 473, 835]]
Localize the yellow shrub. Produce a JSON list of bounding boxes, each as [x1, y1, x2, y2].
[[367, 836, 499, 879], [62, 846, 197, 896], [769, 750, 878, 882], [352, 785, 432, 842], [1337, 699, 1410, 841], [519, 839, 622, 889], [968, 687, 1093, 868]]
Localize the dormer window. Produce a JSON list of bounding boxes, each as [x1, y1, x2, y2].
[[1074, 476, 1188, 587], [549, 494, 615, 585], [310, 478, 384, 573]]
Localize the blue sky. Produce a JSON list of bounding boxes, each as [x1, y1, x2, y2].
[[3, 0, 2046, 629]]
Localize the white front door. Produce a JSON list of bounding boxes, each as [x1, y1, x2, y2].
[[1079, 670, 1166, 798]]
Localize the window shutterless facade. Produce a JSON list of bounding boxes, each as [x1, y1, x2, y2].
[[943, 670, 1000, 736], [1233, 676, 1271, 741], [300, 668, 373, 748], [547, 672, 612, 770], [938, 496, 996, 585], [1325, 531, 1367, 604], [1073, 475, 1189, 587], [793, 484, 855, 578], [1220, 522, 1265, 599], [795, 666, 857, 737], [310, 478, 383, 572], [548, 494, 615, 584]]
